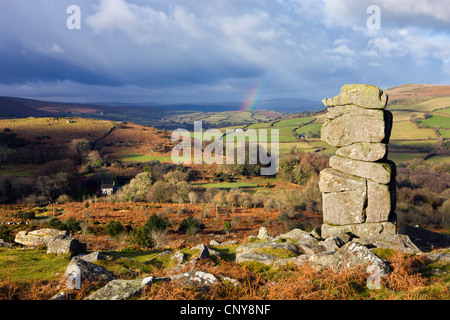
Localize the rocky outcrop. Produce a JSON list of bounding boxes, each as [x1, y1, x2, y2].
[[47, 234, 86, 256], [14, 228, 68, 247], [357, 233, 421, 255], [329, 242, 391, 276], [235, 240, 301, 266], [320, 84, 397, 239], [0, 239, 13, 247], [85, 277, 154, 300], [53, 224, 448, 300], [84, 270, 241, 300], [64, 256, 116, 288]]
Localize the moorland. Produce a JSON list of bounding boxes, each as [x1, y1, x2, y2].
[[0, 84, 449, 300]]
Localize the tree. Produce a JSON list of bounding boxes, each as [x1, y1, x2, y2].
[[65, 217, 81, 235], [105, 220, 124, 240], [85, 150, 103, 169], [35, 172, 71, 202], [131, 214, 169, 249], [145, 213, 169, 232], [116, 172, 153, 202], [0, 225, 14, 243], [68, 139, 90, 164], [223, 221, 232, 234], [164, 170, 188, 185], [179, 216, 204, 236]]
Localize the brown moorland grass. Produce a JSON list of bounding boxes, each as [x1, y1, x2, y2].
[[0, 243, 448, 300], [139, 252, 449, 301]]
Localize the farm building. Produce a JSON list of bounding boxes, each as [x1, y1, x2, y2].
[[101, 180, 116, 195]]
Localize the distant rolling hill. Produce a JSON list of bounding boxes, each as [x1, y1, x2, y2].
[[0, 96, 322, 116], [0, 96, 110, 118], [385, 84, 450, 110], [0, 97, 53, 118], [1, 84, 448, 127]]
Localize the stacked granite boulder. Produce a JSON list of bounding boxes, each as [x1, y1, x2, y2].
[[319, 84, 397, 239]]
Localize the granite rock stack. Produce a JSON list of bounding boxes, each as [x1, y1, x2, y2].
[[320, 84, 397, 239]]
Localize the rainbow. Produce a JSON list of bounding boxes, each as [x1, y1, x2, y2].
[[241, 83, 264, 111]]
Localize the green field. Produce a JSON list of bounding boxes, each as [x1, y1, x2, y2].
[[295, 123, 322, 136], [436, 107, 450, 115], [246, 122, 273, 129], [425, 155, 450, 163], [391, 122, 438, 140], [223, 128, 298, 142], [419, 114, 450, 129], [0, 165, 37, 177], [0, 248, 70, 281], [389, 140, 437, 149], [439, 130, 450, 138], [121, 153, 174, 163], [163, 110, 282, 126], [391, 110, 426, 122], [215, 115, 449, 162], [273, 117, 314, 127], [388, 152, 427, 163]]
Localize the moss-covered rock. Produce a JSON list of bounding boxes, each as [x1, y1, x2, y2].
[[322, 84, 388, 109]]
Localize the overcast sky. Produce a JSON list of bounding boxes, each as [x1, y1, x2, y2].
[[0, 0, 449, 104]]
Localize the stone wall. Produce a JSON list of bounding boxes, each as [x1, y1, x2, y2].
[[319, 84, 397, 239]]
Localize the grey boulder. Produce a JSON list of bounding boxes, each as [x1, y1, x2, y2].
[[47, 235, 86, 255], [85, 277, 154, 300]]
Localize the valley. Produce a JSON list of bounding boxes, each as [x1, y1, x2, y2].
[[0, 83, 449, 301]]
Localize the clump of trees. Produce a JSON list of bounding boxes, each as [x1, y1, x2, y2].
[[0, 136, 106, 204], [278, 151, 328, 185], [131, 213, 170, 248]]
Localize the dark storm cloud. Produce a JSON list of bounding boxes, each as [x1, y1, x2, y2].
[[0, 0, 449, 103]]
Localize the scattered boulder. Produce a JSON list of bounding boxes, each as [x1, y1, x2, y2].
[[0, 239, 13, 247], [358, 233, 421, 255], [47, 235, 86, 256], [424, 251, 450, 264], [170, 252, 185, 266], [64, 256, 116, 288], [318, 236, 346, 252], [222, 239, 239, 245], [49, 291, 68, 300], [169, 270, 241, 288], [236, 252, 279, 266], [235, 240, 300, 266], [329, 242, 391, 276], [14, 228, 68, 247], [198, 244, 211, 259], [85, 277, 154, 300], [191, 243, 220, 258], [236, 241, 300, 256], [210, 239, 221, 246], [257, 227, 270, 240], [77, 251, 105, 263], [273, 255, 309, 270], [276, 228, 319, 248], [308, 251, 335, 270]]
